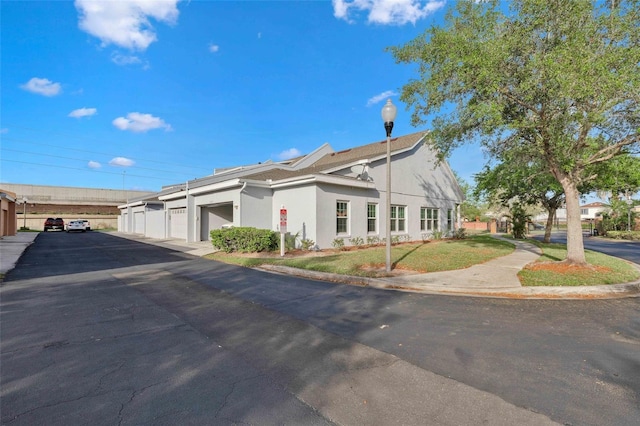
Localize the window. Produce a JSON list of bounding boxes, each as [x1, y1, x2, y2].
[[390, 205, 406, 232], [580, 208, 589, 215], [447, 209, 454, 231], [367, 203, 377, 233], [336, 201, 349, 234], [420, 207, 439, 231]]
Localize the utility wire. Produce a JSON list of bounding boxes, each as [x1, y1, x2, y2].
[[0, 133, 213, 173], [1, 147, 204, 178], [1, 158, 170, 182]]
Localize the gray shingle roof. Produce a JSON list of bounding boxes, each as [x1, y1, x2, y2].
[[244, 131, 427, 182]]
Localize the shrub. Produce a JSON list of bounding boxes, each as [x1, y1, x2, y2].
[[285, 231, 300, 250], [604, 230, 640, 241], [367, 236, 380, 245], [452, 228, 467, 239], [210, 227, 279, 253], [432, 230, 443, 240], [332, 238, 345, 250], [349, 236, 364, 247], [300, 238, 315, 250]]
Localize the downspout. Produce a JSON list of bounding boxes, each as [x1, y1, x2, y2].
[[238, 181, 247, 227], [185, 180, 190, 243]]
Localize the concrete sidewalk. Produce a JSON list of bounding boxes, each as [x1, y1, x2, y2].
[[2, 231, 639, 299], [0, 232, 39, 276]]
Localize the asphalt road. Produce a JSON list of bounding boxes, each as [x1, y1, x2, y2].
[[2, 232, 639, 425], [536, 232, 640, 264]]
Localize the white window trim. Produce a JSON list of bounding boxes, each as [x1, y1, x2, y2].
[[336, 200, 350, 235], [367, 203, 378, 234], [391, 205, 407, 233]]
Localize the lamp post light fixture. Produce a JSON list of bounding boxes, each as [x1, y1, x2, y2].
[[381, 99, 397, 273]]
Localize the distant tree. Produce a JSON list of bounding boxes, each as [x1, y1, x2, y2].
[[390, 0, 640, 264], [474, 151, 564, 242], [453, 171, 488, 221]]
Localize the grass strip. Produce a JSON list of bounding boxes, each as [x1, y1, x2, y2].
[[518, 240, 640, 287]]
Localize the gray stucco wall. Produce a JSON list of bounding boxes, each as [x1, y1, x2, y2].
[[240, 186, 273, 230], [318, 142, 463, 248], [272, 184, 317, 247]]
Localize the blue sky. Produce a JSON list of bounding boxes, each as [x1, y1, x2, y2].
[[1, 0, 484, 192]]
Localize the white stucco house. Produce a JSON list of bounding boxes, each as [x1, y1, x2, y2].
[[118, 131, 465, 249]]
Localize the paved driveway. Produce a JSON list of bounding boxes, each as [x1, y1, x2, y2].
[[2, 232, 639, 425]]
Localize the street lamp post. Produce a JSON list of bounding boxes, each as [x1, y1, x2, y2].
[[22, 197, 28, 230], [381, 99, 397, 273], [626, 191, 633, 232]]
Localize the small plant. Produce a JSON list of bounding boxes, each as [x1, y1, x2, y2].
[[506, 203, 531, 239], [349, 236, 364, 247], [367, 236, 380, 245], [300, 238, 315, 250], [285, 231, 300, 251], [432, 230, 443, 240], [391, 235, 401, 245], [331, 238, 345, 250], [421, 233, 432, 241], [452, 228, 467, 239]]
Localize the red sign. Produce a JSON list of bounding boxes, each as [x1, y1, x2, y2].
[[279, 208, 287, 232]]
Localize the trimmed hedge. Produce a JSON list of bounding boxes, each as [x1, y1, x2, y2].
[[604, 231, 640, 241], [210, 227, 279, 253]]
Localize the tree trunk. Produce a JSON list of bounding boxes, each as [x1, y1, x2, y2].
[[544, 208, 555, 243], [561, 180, 587, 265]]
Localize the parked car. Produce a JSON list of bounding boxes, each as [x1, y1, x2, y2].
[[65, 220, 86, 233], [81, 219, 91, 231], [44, 217, 64, 231]]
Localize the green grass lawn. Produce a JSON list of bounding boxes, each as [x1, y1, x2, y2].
[[206, 234, 514, 277], [206, 234, 640, 287], [518, 240, 640, 286]]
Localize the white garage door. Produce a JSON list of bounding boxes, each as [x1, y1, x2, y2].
[[133, 212, 144, 234], [169, 208, 187, 239]]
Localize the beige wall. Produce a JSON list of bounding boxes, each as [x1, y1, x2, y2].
[[18, 214, 119, 231], [1, 191, 18, 236]]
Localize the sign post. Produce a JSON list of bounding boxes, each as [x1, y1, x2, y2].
[[280, 207, 287, 257]]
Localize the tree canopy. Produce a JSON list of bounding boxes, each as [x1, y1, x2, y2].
[[390, 0, 639, 264]]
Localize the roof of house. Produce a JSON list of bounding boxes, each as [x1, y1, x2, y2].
[[243, 131, 428, 182], [581, 202, 609, 208]]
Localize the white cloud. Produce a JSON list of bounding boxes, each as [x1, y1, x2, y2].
[[109, 157, 135, 167], [75, 0, 180, 51], [209, 43, 219, 53], [88, 161, 102, 169], [367, 90, 397, 107], [111, 52, 143, 66], [277, 148, 302, 161], [20, 77, 62, 96], [69, 107, 97, 118], [112, 112, 172, 133], [333, 0, 444, 25]]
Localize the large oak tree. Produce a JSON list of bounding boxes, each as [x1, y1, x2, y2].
[[390, 0, 639, 264]]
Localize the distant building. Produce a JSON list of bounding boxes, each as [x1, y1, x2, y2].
[[0, 189, 18, 236], [0, 183, 153, 231], [532, 201, 609, 224]]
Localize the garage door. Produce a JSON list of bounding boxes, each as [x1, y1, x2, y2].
[[133, 212, 144, 234], [169, 208, 187, 239]]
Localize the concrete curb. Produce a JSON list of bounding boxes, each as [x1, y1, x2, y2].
[[258, 264, 640, 300]]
